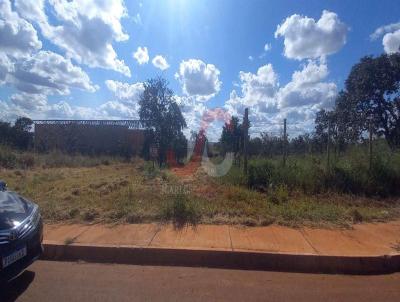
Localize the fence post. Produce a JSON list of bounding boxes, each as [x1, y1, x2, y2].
[[369, 121, 373, 171], [327, 120, 331, 171], [283, 118, 287, 167], [243, 108, 249, 175]]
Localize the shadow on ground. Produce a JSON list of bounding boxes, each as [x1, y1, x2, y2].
[[0, 271, 35, 302]]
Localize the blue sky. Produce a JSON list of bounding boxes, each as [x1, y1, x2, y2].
[[1, 0, 400, 139]]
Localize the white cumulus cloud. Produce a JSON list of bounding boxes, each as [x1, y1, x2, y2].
[[105, 80, 144, 100], [370, 22, 400, 40], [383, 30, 400, 53], [175, 59, 221, 101], [225, 64, 279, 124], [278, 60, 337, 108], [11, 50, 97, 95], [0, 0, 42, 57], [224, 60, 337, 136], [371, 22, 400, 54], [264, 43, 271, 52], [152, 55, 170, 70], [275, 10, 348, 60], [15, 0, 131, 76], [10, 92, 47, 110], [133, 46, 149, 65]]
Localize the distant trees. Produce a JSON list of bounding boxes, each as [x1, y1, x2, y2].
[[139, 77, 187, 166], [219, 116, 243, 157], [0, 117, 33, 150], [315, 52, 400, 149]]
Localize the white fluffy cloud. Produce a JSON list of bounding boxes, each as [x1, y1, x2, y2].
[[133, 46, 149, 65], [370, 22, 400, 40], [102, 80, 145, 119], [105, 80, 144, 100], [0, 0, 42, 57], [0, 0, 142, 121], [275, 10, 348, 60], [10, 92, 47, 110], [0, 53, 12, 84], [239, 64, 278, 100], [383, 31, 400, 53], [226, 64, 279, 119], [10, 50, 97, 95], [224, 60, 337, 135], [152, 55, 169, 70], [175, 59, 221, 101], [99, 101, 139, 119], [0, 1, 99, 117], [278, 60, 337, 108], [371, 22, 400, 54], [0, 96, 102, 121], [15, 0, 131, 76]]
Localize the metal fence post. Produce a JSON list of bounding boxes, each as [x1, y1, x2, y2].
[[243, 108, 249, 175], [283, 118, 287, 167], [327, 120, 331, 171], [369, 121, 373, 171]]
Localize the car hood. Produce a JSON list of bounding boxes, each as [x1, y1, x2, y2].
[[0, 191, 34, 231]]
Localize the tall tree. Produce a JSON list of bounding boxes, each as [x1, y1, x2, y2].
[[219, 116, 242, 158], [344, 53, 400, 148], [139, 77, 187, 166], [0, 117, 33, 150]]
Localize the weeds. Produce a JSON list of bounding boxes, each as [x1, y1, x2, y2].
[[0, 144, 125, 169], [227, 147, 400, 198], [160, 193, 201, 227], [64, 237, 75, 245], [0, 148, 399, 227]]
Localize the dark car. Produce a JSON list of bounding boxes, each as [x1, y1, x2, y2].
[[0, 181, 43, 282]]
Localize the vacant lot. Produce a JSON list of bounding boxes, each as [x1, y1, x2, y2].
[[1, 157, 399, 228]]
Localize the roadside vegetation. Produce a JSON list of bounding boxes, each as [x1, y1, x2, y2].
[[1, 53, 400, 228], [0, 156, 398, 228], [238, 142, 400, 198]]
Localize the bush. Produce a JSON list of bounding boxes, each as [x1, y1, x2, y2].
[[18, 154, 35, 169], [238, 147, 400, 198], [0, 147, 17, 169], [247, 160, 274, 190], [160, 194, 200, 227], [268, 184, 289, 204]]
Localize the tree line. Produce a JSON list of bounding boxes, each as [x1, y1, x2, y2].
[[1, 51, 399, 163], [218, 52, 400, 158], [0, 117, 33, 150]]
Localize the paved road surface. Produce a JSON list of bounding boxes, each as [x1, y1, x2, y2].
[[1, 261, 400, 301]]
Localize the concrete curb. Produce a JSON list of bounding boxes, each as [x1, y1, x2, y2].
[[41, 242, 400, 275]]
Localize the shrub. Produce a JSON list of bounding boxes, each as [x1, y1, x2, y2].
[[160, 194, 200, 227], [247, 160, 274, 190], [268, 184, 289, 204], [238, 147, 400, 198], [18, 154, 35, 169], [219, 165, 247, 186], [0, 147, 17, 169]]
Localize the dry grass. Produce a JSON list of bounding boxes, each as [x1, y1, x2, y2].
[[1, 159, 399, 227]]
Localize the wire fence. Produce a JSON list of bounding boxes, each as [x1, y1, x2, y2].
[[213, 109, 376, 172]]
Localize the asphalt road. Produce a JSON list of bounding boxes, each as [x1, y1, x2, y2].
[[1, 261, 400, 302]]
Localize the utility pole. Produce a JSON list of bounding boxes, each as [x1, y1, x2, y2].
[[243, 108, 249, 175], [327, 120, 331, 171], [283, 118, 287, 167], [369, 121, 373, 171]]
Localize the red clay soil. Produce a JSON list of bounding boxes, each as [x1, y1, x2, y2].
[[171, 156, 202, 179]]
